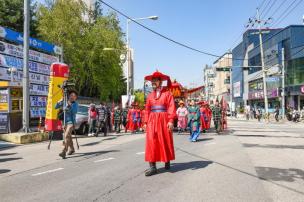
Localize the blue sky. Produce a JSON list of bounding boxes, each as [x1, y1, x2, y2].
[[38, 0, 304, 89], [103, 0, 304, 89]]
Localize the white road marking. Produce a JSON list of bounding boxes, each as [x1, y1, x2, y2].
[[94, 157, 115, 163], [32, 168, 64, 176], [204, 142, 216, 146], [136, 152, 145, 155]]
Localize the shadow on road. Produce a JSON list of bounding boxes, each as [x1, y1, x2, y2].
[[81, 137, 117, 147], [196, 138, 213, 142], [256, 167, 304, 182], [158, 161, 213, 174], [0, 169, 11, 174], [0, 157, 22, 163], [0, 153, 17, 157], [235, 134, 304, 138], [243, 143, 304, 150], [69, 150, 120, 161]]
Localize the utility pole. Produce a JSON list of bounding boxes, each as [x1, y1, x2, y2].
[[22, 0, 30, 133], [256, 8, 269, 115], [281, 48, 285, 119]]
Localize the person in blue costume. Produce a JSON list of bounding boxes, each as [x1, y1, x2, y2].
[[187, 100, 200, 142]]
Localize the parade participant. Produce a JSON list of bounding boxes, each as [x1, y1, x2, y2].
[[176, 100, 188, 133], [207, 100, 213, 129], [199, 101, 209, 133], [88, 103, 98, 136], [113, 106, 122, 133], [220, 98, 228, 130], [122, 106, 129, 132], [212, 99, 222, 133], [135, 104, 142, 131], [55, 90, 79, 159], [143, 71, 176, 176], [127, 102, 139, 133], [187, 100, 200, 142]]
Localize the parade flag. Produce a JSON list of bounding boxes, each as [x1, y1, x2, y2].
[[45, 63, 69, 131]]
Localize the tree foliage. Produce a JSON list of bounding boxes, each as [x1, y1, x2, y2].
[[134, 91, 145, 108], [37, 0, 126, 101], [0, 0, 39, 37]]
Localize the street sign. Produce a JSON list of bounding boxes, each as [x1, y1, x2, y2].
[[216, 67, 230, 72]]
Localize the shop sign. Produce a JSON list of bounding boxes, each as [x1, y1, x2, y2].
[[11, 100, 20, 111], [30, 96, 47, 107], [0, 41, 58, 64], [0, 25, 61, 54], [0, 89, 8, 111], [301, 86, 304, 94], [233, 81, 241, 97], [30, 107, 46, 118], [0, 112, 8, 133], [0, 54, 50, 75], [30, 84, 48, 96]]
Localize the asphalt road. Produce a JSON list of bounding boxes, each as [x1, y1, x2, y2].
[[1, 119, 304, 202]]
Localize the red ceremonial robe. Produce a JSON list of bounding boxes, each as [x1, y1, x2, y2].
[[206, 107, 212, 129], [141, 109, 146, 128], [200, 107, 208, 130], [145, 89, 176, 162], [127, 108, 138, 132]]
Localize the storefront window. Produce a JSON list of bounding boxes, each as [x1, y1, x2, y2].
[[286, 57, 304, 86]]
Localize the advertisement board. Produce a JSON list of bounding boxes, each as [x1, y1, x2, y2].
[[0, 41, 58, 64], [0, 89, 8, 111]]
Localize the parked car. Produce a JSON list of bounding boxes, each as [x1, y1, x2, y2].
[[75, 104, 89, 135]]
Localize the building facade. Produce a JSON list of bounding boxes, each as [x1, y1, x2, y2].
[[213, 52, 232, 102], [231, 25, 304, 112], [203, 65, 216, 101]]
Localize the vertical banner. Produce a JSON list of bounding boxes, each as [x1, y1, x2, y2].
[[45, 63, 69, 131]]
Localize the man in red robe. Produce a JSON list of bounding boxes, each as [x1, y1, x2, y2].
[[127, 102, 138, 133], [143, 71, 176, 176], [199, 101, 209, 133]]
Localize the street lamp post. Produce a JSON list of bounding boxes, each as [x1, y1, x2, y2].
[[126, 16, 158, 96], [23, 0, 30, 133]]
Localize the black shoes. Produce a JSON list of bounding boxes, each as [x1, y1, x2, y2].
[[145, 166, 157, 176], [59, 151, 66, 159], [67, 150, 75, 155], [165, 162, 170, 170]]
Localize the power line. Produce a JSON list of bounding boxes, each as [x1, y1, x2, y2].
[[272, 0, 303, 27], [261, 0, 277, 19], [267, 0, 288, 21], [260, 0, 273, 17], [98, 0, 221, 58]]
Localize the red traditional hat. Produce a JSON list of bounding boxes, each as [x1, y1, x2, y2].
[[198, 101, 207, 106], [144, 71, 172, 87]]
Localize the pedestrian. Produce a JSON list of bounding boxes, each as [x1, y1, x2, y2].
[[135, 104, 141, 131], [212, 100, 222, 133], [55, 90, 79, 159], [143, 71, 176, 176], [245, 103, 250, 120], [199, 101, 208, 133], [274, 106, 280, 122], [88, 103, 98, 136], [113, 106, 122, 133], [122, 106, 128, 132], [187, 100, 200, 142], [176, 100, 188, 133], [127, 102, 139, 133], [96, 102, 108, 136]]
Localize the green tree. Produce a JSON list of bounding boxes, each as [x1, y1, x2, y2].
[[37, 0, 126, 101], [134, 91, 145, 108], [0, 0, 39, 37]]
